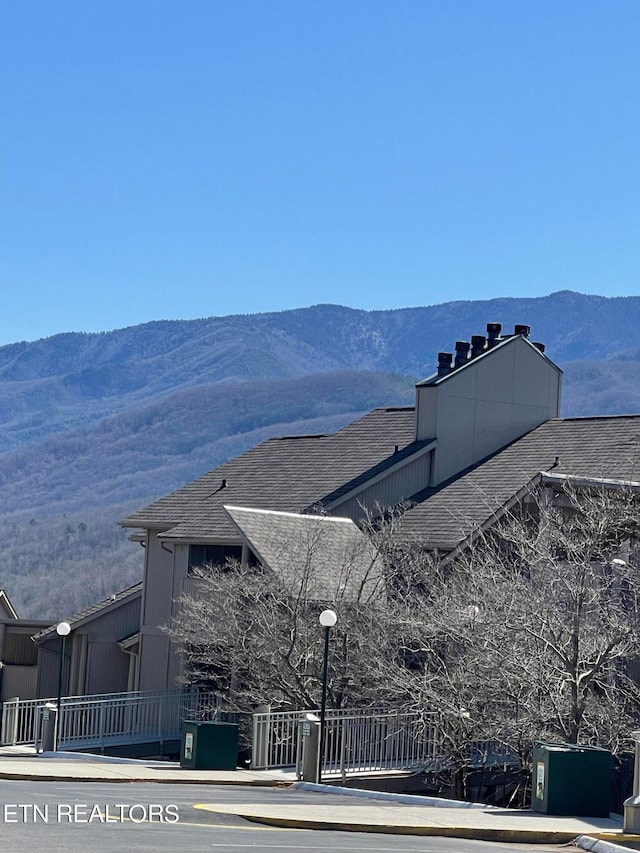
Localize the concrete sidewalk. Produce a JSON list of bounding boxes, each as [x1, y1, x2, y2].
[[0, 748, 636, 849], [0, 747, 294, 785], [196, 783, 631, 846], [196, 799, 628, 844]]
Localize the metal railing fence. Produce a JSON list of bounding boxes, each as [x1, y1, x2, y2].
[[319, 710, 441, 776], [1, 696, 41, 746], [251, 707, 440, 776], [1, 688, 220, 750], [3, 690, 520, 777]]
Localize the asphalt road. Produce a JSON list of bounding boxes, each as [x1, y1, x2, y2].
[[0, 779, 566, 853]]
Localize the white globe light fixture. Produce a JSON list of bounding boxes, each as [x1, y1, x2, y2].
[[56, 621, 71, 637], [319, 609, 337, 628]]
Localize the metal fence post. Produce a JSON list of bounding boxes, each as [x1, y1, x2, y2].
[[98, 700, 106, 752], [157, 694, 163, 745], [339, 715, 347, 779], [2, 697, 20, 746], [252, 705, 271, 769]]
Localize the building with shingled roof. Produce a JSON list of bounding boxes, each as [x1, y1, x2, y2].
[[122, 323, 640, 690], [117, 320, 637, 693], [32, 583, 142, 698], [0, 590, 50, 703], [4, 318, 635, 712]]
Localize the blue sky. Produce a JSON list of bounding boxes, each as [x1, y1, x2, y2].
[[2, 1, 639, 345]]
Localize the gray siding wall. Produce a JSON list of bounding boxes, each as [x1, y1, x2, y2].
[[330, 450, 433, 519], [142, 532, 175, 628], [75, 596, 140, 695], [35, 595, 140, 698], [168, 543, 190, 686], [137, 531, 174, 691], [1, 665, 37, 702], [36, 646, 69, 699], [137, 536, 190, 691], [84, 641, 130, 695], [416, 338, 561, 485], [1, 627, 39, 665]]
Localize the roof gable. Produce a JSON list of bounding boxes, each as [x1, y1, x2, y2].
[[223, 505, 384, 603], [417, 333, 561, 387]]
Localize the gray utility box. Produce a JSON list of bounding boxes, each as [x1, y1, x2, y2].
[[532, 741, 611, 817], [299, 713, 321, 783], [180, 721, 239, 771], [40, 702, 58, 752]]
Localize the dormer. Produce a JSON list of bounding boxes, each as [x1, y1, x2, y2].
[[415, 323, 562, 486]]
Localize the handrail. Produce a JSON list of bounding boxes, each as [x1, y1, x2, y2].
[[1, 688, 221, 749]]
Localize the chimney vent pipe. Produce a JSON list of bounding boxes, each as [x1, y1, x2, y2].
[[514, 324, 531, 338], [454, 341, 471, 368], [486, 323, 502, 347], [471, 335, 486, 358], [437, 352, 453, 376]]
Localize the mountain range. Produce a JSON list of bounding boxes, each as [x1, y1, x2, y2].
[[2, 290, 640, 618]]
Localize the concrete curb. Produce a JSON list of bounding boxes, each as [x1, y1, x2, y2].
[[239, 812, 585, 842], [209, 790, 625, 842], [291, 781, 495, 809], [575, 833, 640, 852]]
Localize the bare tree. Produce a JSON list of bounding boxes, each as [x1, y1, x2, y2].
[[167, 485, 640, 800], [166, 510, 390, 713], [376, 481, 640, 798]]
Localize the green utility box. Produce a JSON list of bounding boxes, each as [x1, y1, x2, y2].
[[532, 742, 612, 817], [180, 721, 239, 770]]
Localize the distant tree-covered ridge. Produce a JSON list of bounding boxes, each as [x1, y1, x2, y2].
[[2, 291, 639, 617]]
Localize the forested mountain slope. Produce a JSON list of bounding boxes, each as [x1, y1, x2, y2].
[[2, 291, 639, 618]]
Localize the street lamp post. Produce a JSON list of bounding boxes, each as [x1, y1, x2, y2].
[[54, 621, 71, 751], [318, 609, 337, 783]]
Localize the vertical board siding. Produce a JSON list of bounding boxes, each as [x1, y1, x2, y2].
[[332, 452, 432, 521]]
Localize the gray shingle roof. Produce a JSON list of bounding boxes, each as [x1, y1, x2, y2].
[[223, 505, 384, 603], [32, 582, 143, 642], [121, 392, 640, 555], [121, 407, 417, 541], [397, 415, 640, 550]]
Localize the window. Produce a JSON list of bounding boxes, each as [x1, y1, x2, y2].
[[188, 544, 243, 573]]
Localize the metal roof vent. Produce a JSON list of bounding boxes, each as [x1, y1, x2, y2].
[[437, 352, 453, 376], [471, 335, 486, 358], [454, 341, 470, 368], [486, 322, 502, 348]]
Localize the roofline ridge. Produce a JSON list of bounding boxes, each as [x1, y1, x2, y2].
[[270, 433, 328, 441], [557, 413, 640, 422], [223, 504, 352, 524], [371, 405, 415, 412]]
